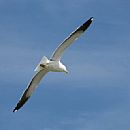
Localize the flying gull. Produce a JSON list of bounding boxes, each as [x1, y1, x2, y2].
[[13, 17, 93, 112]]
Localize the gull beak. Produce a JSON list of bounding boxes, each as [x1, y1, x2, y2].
[[65, 70, 69, 74]]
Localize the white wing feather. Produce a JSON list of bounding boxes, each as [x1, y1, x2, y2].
[[13, 69, 48, 112], [51, 17, 93, 61]]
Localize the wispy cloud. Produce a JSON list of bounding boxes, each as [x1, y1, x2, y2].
[[0, 0, 130, 130]]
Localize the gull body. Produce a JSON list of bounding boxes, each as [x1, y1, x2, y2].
[[34, 56, 68, 73], [47, 60, 68, 73], [13, 17, 93, 112]]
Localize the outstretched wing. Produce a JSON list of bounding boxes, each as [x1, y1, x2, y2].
[[13, 69, 48, 112], [51, 17, 93, 61]]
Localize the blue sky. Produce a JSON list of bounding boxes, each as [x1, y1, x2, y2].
[[0, 0, 130, 130]]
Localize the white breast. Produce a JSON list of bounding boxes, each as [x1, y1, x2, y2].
[[48, 61, 65, 72]]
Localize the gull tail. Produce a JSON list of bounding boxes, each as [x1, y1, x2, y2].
[[34, 56, 49, 72]]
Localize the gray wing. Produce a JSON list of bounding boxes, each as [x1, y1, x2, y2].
[[13, 69, 48, 112], [51, 17, 93, 61]]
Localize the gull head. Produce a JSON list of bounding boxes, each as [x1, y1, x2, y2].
[[59, 62, 69, 74], [62, 65, 69, 74], [64, 69, 69, 74]]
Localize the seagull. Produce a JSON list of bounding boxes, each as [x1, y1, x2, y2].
[[13, 17, 93, 112]]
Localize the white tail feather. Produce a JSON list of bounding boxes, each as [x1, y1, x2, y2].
[[34, 56, 49, 72]]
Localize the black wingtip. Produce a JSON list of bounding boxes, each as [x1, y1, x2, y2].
[[90, 17, 94, 21], [77, 17, 93, 32], [13, 108, 18, 113], [13, 95, 30, 113], [13, 105, 19, 113], [13, 102, 21, 113]]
